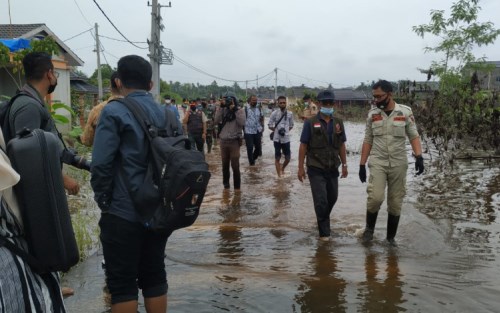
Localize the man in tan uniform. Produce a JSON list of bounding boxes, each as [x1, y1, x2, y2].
[[81, 72, 121, 146], [359, 80, 424, 246]]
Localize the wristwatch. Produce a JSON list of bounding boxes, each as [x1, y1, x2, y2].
[[342, 164, 348, 168]]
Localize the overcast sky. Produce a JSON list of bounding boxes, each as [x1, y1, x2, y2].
[[2, 0, 499, 88]]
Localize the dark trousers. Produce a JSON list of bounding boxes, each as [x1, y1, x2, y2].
[[220, 139, 241, 189], [244, 133, 262, 165], [308, 169, 339, 237], [188, 133, 205, 154], [99, 213, 169, 304], [206, 134, 213, 153]]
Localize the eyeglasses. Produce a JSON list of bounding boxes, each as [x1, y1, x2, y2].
[[372, 93, 387, 100], [52, 70, 59, 78]]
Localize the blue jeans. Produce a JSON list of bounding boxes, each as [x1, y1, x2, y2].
[[307, 168, 339, 237]]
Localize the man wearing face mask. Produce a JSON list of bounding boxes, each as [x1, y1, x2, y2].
[[359, 80, 424, 246], [8, 52, 80, 196], [298, 90, 347, 241], [183, 100, 207, 153]]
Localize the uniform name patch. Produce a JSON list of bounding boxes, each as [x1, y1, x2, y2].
[[313, 123, 321, 128], [393, 116, 406, 121], [372, 114, 383, 122]]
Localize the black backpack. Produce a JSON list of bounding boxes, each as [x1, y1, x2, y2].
[[117, 97, 211, 235], [0, 91, 31, 144]]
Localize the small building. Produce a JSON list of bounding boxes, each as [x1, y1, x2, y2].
[[0, 23, 84, 132], [463, 61, 500, 90]]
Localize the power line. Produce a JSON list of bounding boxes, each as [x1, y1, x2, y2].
[[63, 28, 93, 42], [99, 34, 148, 44], [72, 0, 93, 27], [173, 54, 274, 83], [92, 0, 148, 50]]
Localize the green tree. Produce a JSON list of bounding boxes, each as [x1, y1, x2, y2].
[[412, 0, 500, 158], [89, 64, 115, 88], [413, 0, 500, 75]]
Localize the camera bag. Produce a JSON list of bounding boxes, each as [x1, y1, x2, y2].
[[7, 128, 79, 273], [116, 98, 211, 235]]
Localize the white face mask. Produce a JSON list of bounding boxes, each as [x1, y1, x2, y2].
[[165, 100, 171, 104]]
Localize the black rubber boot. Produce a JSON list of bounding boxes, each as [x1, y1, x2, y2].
[[362, 211, 378, 243], [386, 214, 400, 246]]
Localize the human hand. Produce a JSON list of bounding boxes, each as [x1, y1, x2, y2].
[[202, 133, 206, 140], [297, 167, 306, 182], [341, 166, 348, 178], [415, 155, 424, 175], [63, 174, 80, 195], [359, 165, 366, 183]]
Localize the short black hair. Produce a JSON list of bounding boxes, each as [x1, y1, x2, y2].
[[303, 94, 311, 101], [110, 71, 119, 90], [372, 80, 393, 93], [117, 55, 152, 90], [277, 95, 286, 101], [23, 52, 53, 81]]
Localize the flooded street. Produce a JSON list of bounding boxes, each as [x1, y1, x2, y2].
[[63, 120, 500, 312]]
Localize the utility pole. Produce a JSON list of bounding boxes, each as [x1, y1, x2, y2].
[[274, 68, 278, 101], [245, 80, 248, 98], [148, 1, 172, 101], [94, 23, 103, 101]]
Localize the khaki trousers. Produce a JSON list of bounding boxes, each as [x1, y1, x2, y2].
[[366, 163, 407, 216]]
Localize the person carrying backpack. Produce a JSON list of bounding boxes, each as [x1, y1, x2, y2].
[[91, 55, 178, 313]]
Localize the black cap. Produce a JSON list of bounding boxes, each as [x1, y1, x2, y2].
[[317, 90, 335, 101]]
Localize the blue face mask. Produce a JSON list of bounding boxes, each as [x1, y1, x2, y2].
[[320, 107, 334, 116]]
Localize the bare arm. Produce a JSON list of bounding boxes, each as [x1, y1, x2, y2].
[[410, 136, 423, 156], [297, 143, 308, 182]]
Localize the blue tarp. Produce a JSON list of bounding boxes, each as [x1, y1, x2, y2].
[[0, 38, 31, 52]]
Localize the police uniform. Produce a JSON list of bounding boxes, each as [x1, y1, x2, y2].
[[363, 102, 419, 216]]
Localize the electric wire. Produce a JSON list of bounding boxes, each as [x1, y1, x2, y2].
[[72, 0, 93, 28], [92, 0, 148, 50], [99, 34, 148, 44], [63, 28, 93, 42], [173, 53, 274, 83]]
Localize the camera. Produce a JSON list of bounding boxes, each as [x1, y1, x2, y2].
[[61, 148, 91, 172], [278, 128, 286, 136], [225, 98, 233, 107]]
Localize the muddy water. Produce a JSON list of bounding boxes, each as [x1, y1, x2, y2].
[[63, 121, 500, 312]]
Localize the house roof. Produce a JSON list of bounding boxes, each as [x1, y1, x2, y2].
[[0, 23, 84, 67], [70, 71, 109, 95], [333, 89, 370, 101]]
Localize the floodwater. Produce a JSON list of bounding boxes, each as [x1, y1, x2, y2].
[[63, 120, 500, 313]]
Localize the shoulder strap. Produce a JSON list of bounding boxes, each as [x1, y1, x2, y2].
[[0, 236, 45, 273], [115, 97, 155, 141], [274, 111, 286, 128]]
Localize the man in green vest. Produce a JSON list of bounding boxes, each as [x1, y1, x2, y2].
[[359, 79, 424, 246], [298, 90, 348, 241]]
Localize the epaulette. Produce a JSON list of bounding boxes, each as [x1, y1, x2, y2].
[[400, 104, 413, 112]]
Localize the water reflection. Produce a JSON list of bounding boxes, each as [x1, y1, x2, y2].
[[217, 190, 243, 265], [360, 251, 404, 313], [295, 243, 347, 312]]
